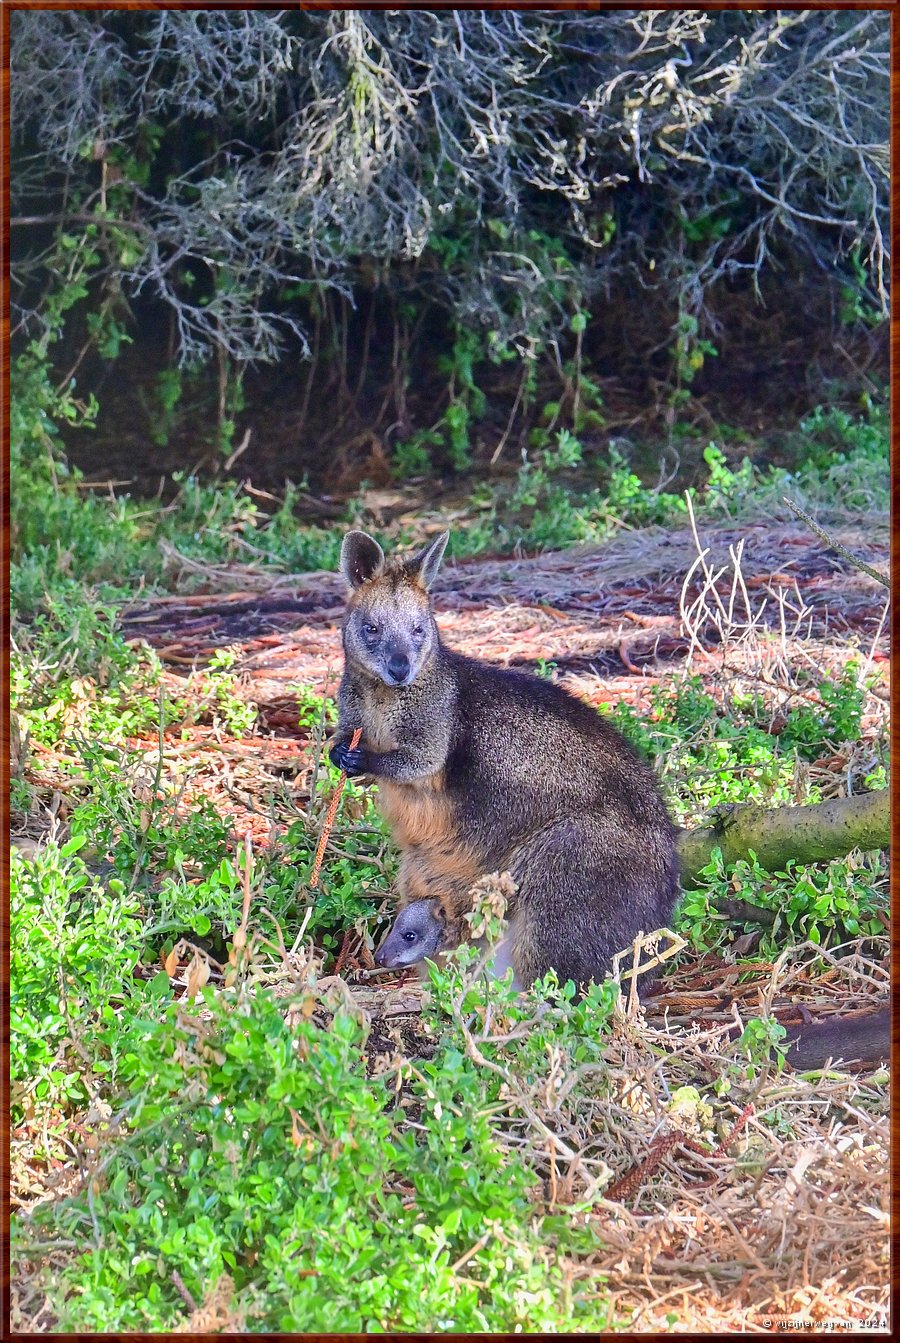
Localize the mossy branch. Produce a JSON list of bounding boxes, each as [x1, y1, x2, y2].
[[676, 788, 889, 886]]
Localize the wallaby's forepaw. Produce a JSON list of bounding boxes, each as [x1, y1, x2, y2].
[[330, 740, 368, 776]]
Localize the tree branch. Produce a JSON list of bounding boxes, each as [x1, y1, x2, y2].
[[782, 497, 890, 589]]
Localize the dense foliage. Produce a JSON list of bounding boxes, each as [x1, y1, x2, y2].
[[10, 344, 890, 1338], [11, 9, 888, 472]]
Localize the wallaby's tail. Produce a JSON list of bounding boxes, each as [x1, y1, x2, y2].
[[769, 1003, 889, 1072]]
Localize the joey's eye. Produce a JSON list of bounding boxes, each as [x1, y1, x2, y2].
[[403, 930, 417, 943]]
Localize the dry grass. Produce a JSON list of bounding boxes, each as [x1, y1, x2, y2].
[[380, 945, 886, 1331], [122, 516, 890, 735]]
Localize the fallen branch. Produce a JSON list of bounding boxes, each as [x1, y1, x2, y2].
[[782, 497, 890, 589], [676, 788, 888, 886]]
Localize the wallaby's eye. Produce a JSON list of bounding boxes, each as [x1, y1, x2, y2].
[[403, 930, 417, 943], [363, 622, 380, 637], [412, 625, 424, 638]]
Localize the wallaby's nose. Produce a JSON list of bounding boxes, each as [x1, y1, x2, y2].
[[387, 653, 410, 684]]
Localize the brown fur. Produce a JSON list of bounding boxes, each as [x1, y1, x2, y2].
[[779, 1004, 889, 1071], [343, 535, 890, 1067], [378, 768, 482, 908], [376, 775, 451, 849], [398, 851, 482, 905]]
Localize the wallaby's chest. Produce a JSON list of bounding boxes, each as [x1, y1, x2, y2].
[[350, 677, 454, 846], [357, 681, 404, 753], [376, 775, 453, 850]]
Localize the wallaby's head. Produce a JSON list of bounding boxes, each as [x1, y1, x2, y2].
[[338, 529, 449, 688], [374, 899, 445, 969]]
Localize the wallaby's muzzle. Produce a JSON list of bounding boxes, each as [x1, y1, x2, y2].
[[386, 651, 411, 685]]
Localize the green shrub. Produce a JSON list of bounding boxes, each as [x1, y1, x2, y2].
[[68, 742, 234, 887], [678, 847, 887, 955], [18, 971, 618, 1331], [10, 838, 147, 1119]]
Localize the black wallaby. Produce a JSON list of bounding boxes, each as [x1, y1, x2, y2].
[[328, 530, 890, 1072], [330, 529, 680, 991]]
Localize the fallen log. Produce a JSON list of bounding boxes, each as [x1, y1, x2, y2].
[[677, 788, 889, 886]]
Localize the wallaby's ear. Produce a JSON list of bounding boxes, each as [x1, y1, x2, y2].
[[406, 530, 449, 591], [339, 531, 385, 589]]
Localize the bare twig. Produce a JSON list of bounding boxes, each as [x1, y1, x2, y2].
[[782, 498, 890, 589]]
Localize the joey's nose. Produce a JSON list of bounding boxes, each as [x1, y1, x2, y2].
[[387, 653, 410, 684], [373, 942, 388, 966]]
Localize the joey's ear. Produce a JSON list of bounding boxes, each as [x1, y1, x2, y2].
[[400, 898, 442, 928], [427, 898, 447, 930], [405, 530, 449, 591], [339, 531, 385, 589]]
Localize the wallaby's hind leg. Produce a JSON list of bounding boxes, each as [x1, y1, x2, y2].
[[507, 813, 678, 991]]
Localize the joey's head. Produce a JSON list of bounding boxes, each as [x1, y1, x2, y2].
[[374, 899, 446, 969], [338, 529, 449, 688]]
